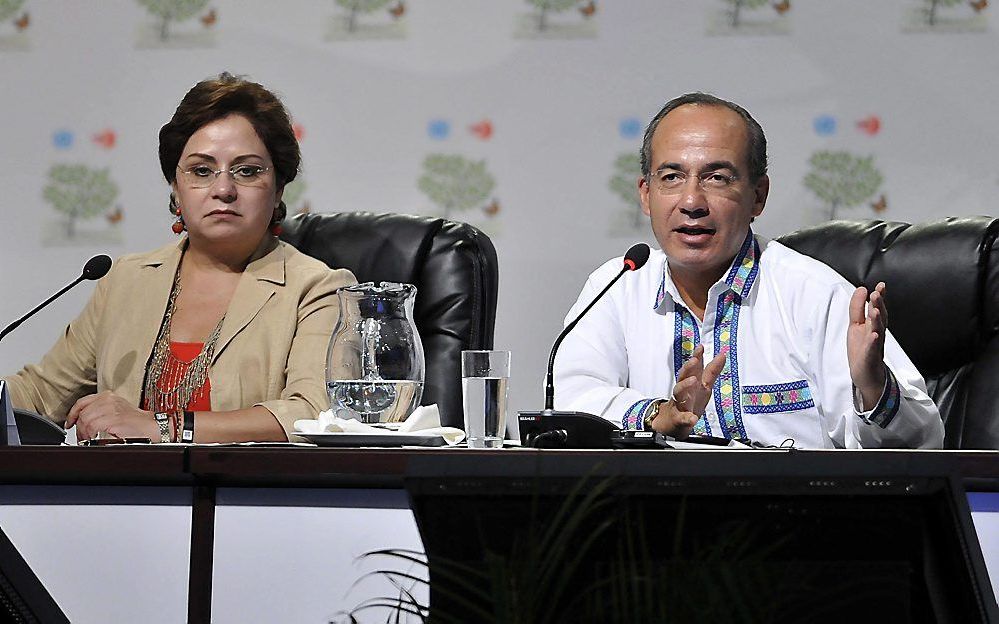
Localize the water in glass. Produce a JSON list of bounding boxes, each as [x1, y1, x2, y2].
[[462, 376, 508, 448]]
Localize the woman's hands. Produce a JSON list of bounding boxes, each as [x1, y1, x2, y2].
[[65, 391, 159, 442]]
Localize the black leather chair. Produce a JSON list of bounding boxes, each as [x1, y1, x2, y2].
[[777, 216, 999, 449], [280, 211, 499, 429]]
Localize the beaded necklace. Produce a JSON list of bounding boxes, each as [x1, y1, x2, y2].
[[142, 264, 225, 412]]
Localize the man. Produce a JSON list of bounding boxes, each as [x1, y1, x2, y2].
[[553, 93, 943, 448]]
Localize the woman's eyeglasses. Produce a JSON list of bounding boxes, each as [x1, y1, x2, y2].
[[176, 164, 271, 189]]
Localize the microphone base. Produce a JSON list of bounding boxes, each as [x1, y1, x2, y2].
[[518, 410, 620, 449]]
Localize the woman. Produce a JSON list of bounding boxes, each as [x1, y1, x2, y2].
[[5, 73, 355, 443]]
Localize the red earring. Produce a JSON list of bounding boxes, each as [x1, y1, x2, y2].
[[270, 222, 283, 236], [172, 217, 185, 234]]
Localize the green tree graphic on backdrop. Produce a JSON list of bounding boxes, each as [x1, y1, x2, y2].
[[336, 0, 393, 32], [43, 165, 119, 238], [418, 155, 495, 218], [137, 0, 208, 40], [527, 0, 580, 31], [923, 0, 963, 26], [282, 178, 304, 206], [281, 178, 309, 214], [0, 0, 25, 23], [609, 152, 643, 229], [724, 0, 768, 27], [803, 151, 883, 221]]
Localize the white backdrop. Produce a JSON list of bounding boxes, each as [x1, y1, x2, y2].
[[0, 0, 996, 418]]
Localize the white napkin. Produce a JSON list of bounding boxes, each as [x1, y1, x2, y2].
[[293, 404, 466, 445]]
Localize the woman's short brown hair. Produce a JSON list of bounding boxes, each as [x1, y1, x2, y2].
[[159, 72, 300, 189]]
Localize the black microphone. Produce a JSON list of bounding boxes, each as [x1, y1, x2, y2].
[[519, 243, 651, 448], [0, 254, 112, 343], [544, 242, 649, 410]]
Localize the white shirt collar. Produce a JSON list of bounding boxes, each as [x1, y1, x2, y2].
[[654, 229, 762, 312]]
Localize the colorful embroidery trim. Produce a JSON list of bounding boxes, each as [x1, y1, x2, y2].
[[673, 306, 711, 436], [623, 398, 656, 430], [662, 230, 762, 440], [673, 307, 697, 380], [742, 380, 815, 414], [709, 232, 760, 440], [655, 268, 668, 310], [868, 368, 901, 429], [712, 290, 746, 439], [725, 231, 761, 300]]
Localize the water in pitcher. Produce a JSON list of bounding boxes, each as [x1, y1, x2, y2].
[[328, 379, 423, 424]]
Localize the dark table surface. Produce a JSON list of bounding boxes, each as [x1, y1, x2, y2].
[[0, 446, 997, 490]]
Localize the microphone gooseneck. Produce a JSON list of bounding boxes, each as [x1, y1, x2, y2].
[[544, 243, 650, 410], [0, 254, 113, 343]]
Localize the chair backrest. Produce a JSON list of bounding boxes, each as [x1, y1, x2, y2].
[[280, 211, 499, 428], [777, 216, 999, 449]]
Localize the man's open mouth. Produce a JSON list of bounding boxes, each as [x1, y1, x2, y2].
[[674, 226, 716, 235]]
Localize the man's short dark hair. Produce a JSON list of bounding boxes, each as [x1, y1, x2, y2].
[[640, 92, 768, 182]]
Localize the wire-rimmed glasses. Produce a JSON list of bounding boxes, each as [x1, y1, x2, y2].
[[176, 164, 272, 189], [646, 168, 741, 196]]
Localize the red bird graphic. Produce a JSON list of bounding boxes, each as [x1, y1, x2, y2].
[[93, 129, 116, 149], [470, 120, 493, 140], [856, 116, 881, 136]]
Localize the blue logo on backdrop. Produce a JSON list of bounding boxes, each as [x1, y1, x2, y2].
[[619, 117, 643, 139], [52, 130, 74, 149], [427, 119, 450, 140], [813, 115, 837, 136]]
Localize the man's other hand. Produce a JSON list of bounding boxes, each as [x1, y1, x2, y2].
[[848, 282, 889, 410]]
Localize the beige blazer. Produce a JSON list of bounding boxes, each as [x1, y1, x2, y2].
[[5, 238, 356, 436]]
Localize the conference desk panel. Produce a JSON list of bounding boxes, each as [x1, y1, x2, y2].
[[0, 447, 192, 623], [191, 448, 999, 623], [0, 447, 996, 623]]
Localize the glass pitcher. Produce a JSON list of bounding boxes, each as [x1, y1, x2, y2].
[[326, 282, 425, 423]]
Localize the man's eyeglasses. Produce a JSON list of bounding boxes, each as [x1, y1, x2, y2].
[[646, 169, 740, 196], [177, 164, 271, 189]]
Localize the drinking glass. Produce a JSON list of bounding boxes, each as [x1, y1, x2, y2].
[[461, 350, 510, 448]]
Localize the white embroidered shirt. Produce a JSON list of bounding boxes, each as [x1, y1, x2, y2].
[[553, 232, 943, 449]]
